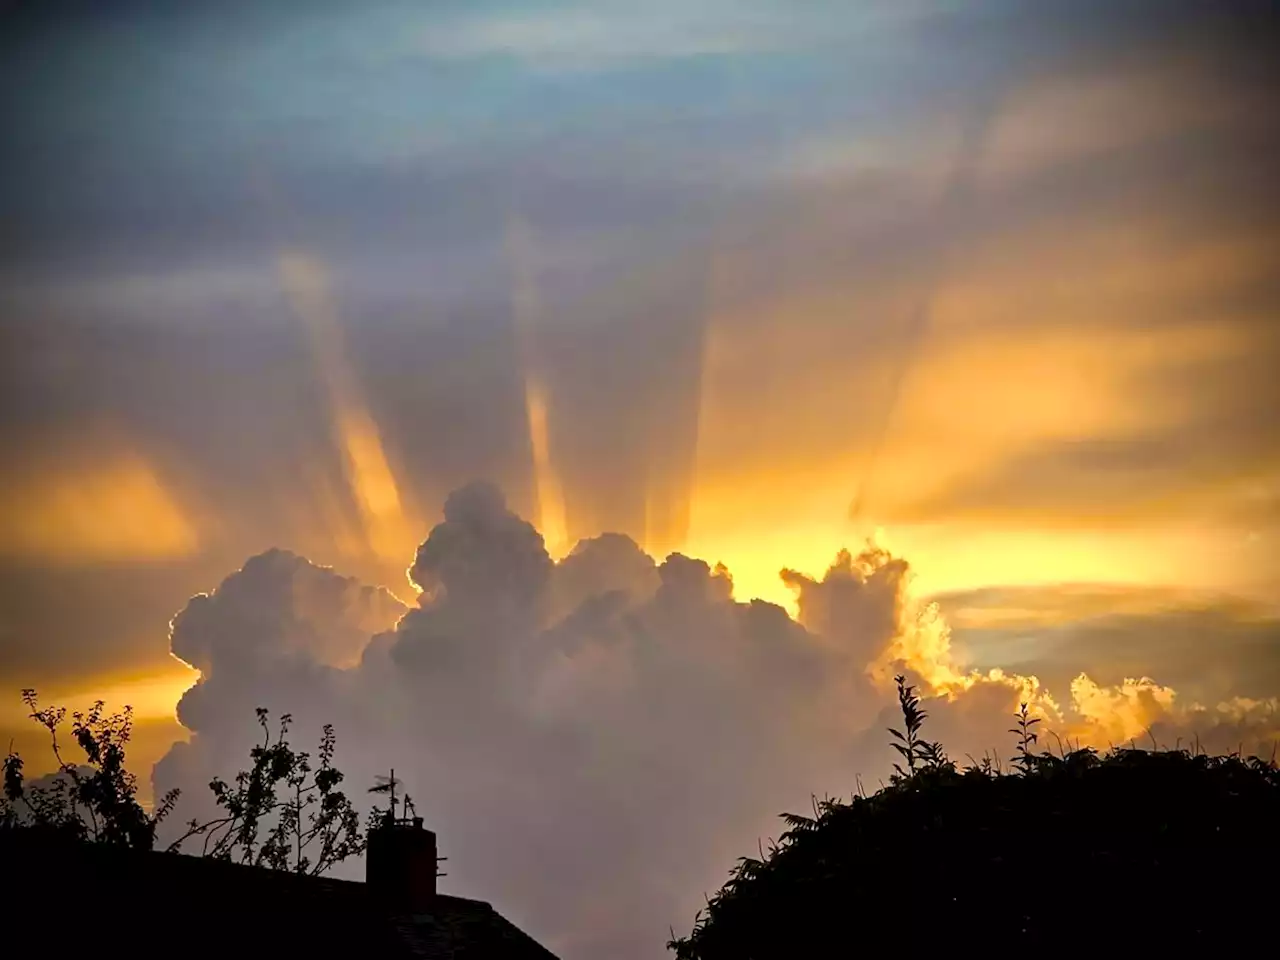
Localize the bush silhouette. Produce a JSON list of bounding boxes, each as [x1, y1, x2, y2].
[[669, 677, 1279, 956]]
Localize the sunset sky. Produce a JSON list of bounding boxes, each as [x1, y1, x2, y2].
[[2, 2, 1278, 956]]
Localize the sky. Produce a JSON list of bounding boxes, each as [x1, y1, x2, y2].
[[1, 1, 1278, 956]]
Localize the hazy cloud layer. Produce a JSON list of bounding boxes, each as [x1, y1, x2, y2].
[[3, 1, 1276, 623], [941, 584, 1280, 706]]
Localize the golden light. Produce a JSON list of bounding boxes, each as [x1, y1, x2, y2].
[[0, 660, 199, 731], [276, 250, 422, 571], [1068, 673, 1178, 745], [670, 157, 1277, 613], [0, 659, 199, 807], [506, 214, 571, 558], [0, 452, 199, 563], [524, 378, 570, 558]]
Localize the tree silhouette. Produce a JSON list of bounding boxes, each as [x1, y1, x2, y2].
[[3, 691, 368, 875], [1, 689, 177, 848], [167, 708, 366, 874], [669, 691, 1280, 957]]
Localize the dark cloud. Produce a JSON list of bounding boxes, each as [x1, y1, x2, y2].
[[914, 0, 1280, 77]]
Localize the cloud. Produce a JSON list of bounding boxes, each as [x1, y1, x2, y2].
[[152, 486, 904, 954], [410, 2, 912, 70], [5, 0, 1277, 601], [151, 482, 1280, 958], [940, 583, 1280, 698], [1065, 673, 1280, 756], [416, 7, 764, 65], [407, 481, 552, 606], [1069, 673, 1177, 744], [169, 548, 406, 740]]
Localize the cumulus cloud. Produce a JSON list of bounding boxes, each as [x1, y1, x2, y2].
[[153, 482, 1280, 959], [156, 549, 406, 817], [1067, 673, 1280, 755], [173, 548, 407, 677]]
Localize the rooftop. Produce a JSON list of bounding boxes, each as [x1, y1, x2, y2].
[[3, 828, 559, 960]]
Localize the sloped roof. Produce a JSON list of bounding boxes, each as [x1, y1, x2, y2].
[[3, 832, 558, 960], [391, 897, 561, 959]]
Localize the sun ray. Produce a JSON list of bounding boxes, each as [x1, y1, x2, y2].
[[276, 250, 421, 571], [506, 213, 570, 558]]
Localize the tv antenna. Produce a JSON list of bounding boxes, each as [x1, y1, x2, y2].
[[368, 768, 416, 822]]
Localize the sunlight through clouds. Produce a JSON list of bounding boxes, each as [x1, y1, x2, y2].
[[507, 215, 571, 559], [1, 4, 1277, 951], [276, 251, 423, 572]]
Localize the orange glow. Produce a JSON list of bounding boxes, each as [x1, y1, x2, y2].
[[277, 251, 422, 570], [0, 658, 199, 729], [0, 660, 198, 807], [1058, 674, 1278, 753], [525, 378, 570, 558], [1068, 673, 1177, 745], [506, 214, 570, 558], [941, 583, 1278, 632], [334, 405, 418, 563], [684, 502, 1262, 617], [276, 457, 377, 564], [0, 453, 199, 563], [674, 174, 1278, 613]]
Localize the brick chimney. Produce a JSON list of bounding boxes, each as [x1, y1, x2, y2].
[[366, 817, 438, 913]]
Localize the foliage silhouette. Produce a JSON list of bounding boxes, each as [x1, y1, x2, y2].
[[1009, 700, 1040, 773], [3, 691, 369, 875], [167, 707, 366, 874], [668, 684, 1280, 956], [1, 689, 177, 848], [887, 674, 950, 776]]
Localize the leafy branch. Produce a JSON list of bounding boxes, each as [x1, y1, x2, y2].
[[167, 708, 366, 875], [1009, 702, 1041, 773], [3, 691, 373, 877], [887, 675, 948, 779], [1, 689, 177, 849]]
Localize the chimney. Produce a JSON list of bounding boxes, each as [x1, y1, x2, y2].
[[366, 816, 438, 913]]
